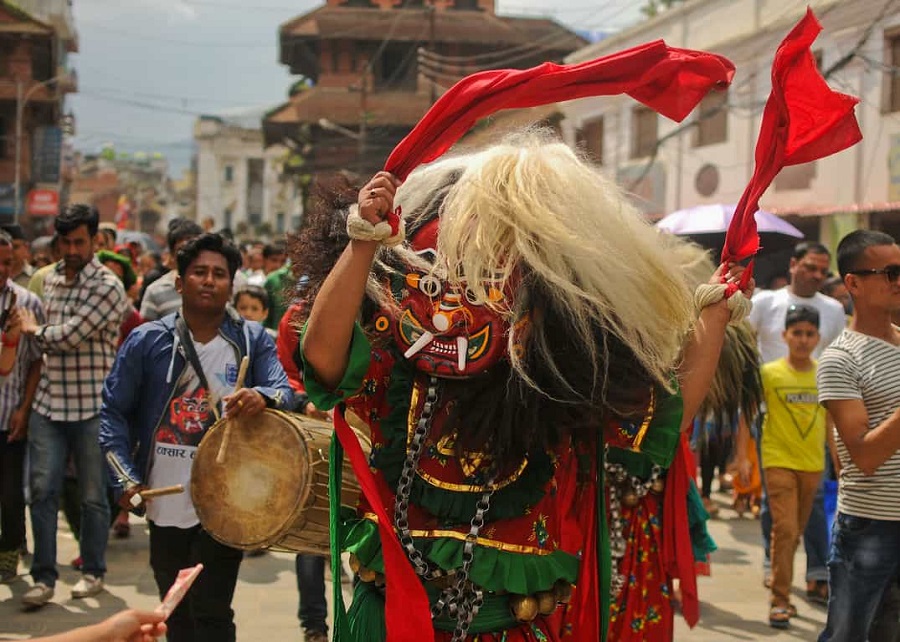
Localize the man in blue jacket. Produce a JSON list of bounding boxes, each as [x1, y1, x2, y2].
[[99, 233, 292, 642]]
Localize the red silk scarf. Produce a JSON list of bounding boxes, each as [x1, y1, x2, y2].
[[722, 9, 862, 284], [384, 40, 734, 180]]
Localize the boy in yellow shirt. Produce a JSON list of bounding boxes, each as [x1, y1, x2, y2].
[[762, 304, 826, 629]]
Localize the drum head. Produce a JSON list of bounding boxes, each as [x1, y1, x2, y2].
[[191, 410, 313, 549]]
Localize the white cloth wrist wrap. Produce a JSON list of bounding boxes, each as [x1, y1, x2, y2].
[[693, 283, 752, 324], [346, 204, 405, 247]]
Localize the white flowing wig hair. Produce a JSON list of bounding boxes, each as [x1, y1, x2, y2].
[[370, 131, 696, 397]]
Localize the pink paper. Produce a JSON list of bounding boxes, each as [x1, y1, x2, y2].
[[156, 563, 203, 619]]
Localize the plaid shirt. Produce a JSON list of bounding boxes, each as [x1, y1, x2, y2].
[[0, 281, 44, 429], [33, 258, 129, 421]]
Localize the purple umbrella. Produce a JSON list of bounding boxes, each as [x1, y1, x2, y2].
[[656, 204, 804, 256]]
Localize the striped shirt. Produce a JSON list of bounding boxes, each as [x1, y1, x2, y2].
[[33, 258, 129, 421], [139, 270, 180, 321], [0, 281, 44, 430], [818, 328, 900, 520]]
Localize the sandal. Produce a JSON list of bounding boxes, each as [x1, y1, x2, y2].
[[769, 606, 791, 629], [807, 580, 828, 605], [733, 496, 750, 518]]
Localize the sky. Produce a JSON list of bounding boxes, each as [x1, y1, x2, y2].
[[69, 0, 642, 175]]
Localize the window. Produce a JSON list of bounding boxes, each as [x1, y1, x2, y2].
[[630, 106, 657, 159], [224, 165, 234, 183], [276, 212, 285, 233], [224, 208, 233, 230], [246, 158, 264, 224], [331, 42, 340, 73], [693, 90, 728, 147], [376, 45, 417, 90], [887, 32, 900, 112], [576, 117, 603, 164]]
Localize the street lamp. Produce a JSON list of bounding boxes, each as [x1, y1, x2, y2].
[[15, 75, 65, 224]]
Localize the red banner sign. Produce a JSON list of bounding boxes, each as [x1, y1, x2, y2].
[[27, 189, 59, 217]]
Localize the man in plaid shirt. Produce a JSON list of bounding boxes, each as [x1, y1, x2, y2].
[[18, 204, 129, 608]]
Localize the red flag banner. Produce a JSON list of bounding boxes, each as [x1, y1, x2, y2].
[[722, 8, 862, 271], [385, 40, 735, 180]]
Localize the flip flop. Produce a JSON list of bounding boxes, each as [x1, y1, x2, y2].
[[769, 606, 791, 629]]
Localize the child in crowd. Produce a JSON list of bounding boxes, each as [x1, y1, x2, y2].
[[761, 305, 826, 629], [233, 286, 277, 339]]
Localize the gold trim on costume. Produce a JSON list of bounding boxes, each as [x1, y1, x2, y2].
[[630, 388, 656, 453], [416, 459, 529, 492], [361, 513, 555, 556]]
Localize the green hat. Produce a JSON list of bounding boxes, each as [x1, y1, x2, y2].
[[96, 249, 137, 291]]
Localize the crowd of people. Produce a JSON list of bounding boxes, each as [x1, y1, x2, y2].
[[0, 205, 328, 641], [0, 193, 896, 642]]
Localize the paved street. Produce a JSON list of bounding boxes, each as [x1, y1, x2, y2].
[[0, 489, 827, 641]]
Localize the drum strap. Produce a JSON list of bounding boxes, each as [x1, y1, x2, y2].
[[175, 314, 222, 421]]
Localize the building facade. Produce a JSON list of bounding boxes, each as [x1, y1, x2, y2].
[[195, 111, 302, 238], [560, 0, 900, 256], [264, 0, 585, 186], [0, 0, 76, 231]]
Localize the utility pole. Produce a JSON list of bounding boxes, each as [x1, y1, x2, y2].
[[14, 80, 23, 225], [14, 76, 61, 224], [358, 63, 368, 174], [428, 2, 436, 104]]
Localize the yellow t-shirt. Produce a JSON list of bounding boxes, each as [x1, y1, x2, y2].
[[761, 358, 826, 472]]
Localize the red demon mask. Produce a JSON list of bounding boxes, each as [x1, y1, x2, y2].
[[373, 218, 511, 378]]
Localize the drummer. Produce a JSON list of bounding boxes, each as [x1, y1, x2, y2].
[[99, 232, 293, 642]]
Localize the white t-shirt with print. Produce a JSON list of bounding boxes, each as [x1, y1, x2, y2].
[[748, 288, 846, 364], [146, 334, 237, 528]]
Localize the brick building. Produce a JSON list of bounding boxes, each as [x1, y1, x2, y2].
[[263, 0, 585, 185]]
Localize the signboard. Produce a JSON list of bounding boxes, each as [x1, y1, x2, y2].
[[27, 189, 59, 217], [0, 184, 15, 220], [32, 126, 63, 184]]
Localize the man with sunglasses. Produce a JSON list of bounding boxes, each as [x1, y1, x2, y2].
[[748, 242, 847, 604], [816, 230, 900, 641]]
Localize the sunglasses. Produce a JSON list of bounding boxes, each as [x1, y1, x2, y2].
[[848, 265, 900, 282]]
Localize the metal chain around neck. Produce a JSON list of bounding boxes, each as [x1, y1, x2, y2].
[[392, 375, 496, 642]]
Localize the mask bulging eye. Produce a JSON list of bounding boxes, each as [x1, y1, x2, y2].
[[464, 287, 482, 306], [405, 273, 441, 298], [419, 275, 441, 298]]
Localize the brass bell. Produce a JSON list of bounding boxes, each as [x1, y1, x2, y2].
[[651, 478, 666, 494], [358, 566, 378, 583], [536, 591, 557, 616], [554, 579, 574, 604], [622, 490, 640, 507], [509, 594, 539, 622], [348, 554, 361, 575]]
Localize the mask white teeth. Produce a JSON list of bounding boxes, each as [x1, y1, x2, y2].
[[404, 331, 434, 359], [456, 336, 468, 371]]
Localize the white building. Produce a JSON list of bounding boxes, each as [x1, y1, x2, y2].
[[560, 0, 900, 249], [194, 109, 302, 237]]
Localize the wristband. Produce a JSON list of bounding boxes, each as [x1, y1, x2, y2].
[[1, 333, 19, 348]]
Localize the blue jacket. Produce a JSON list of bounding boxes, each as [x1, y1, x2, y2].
[[99, 310, 293, 492]]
